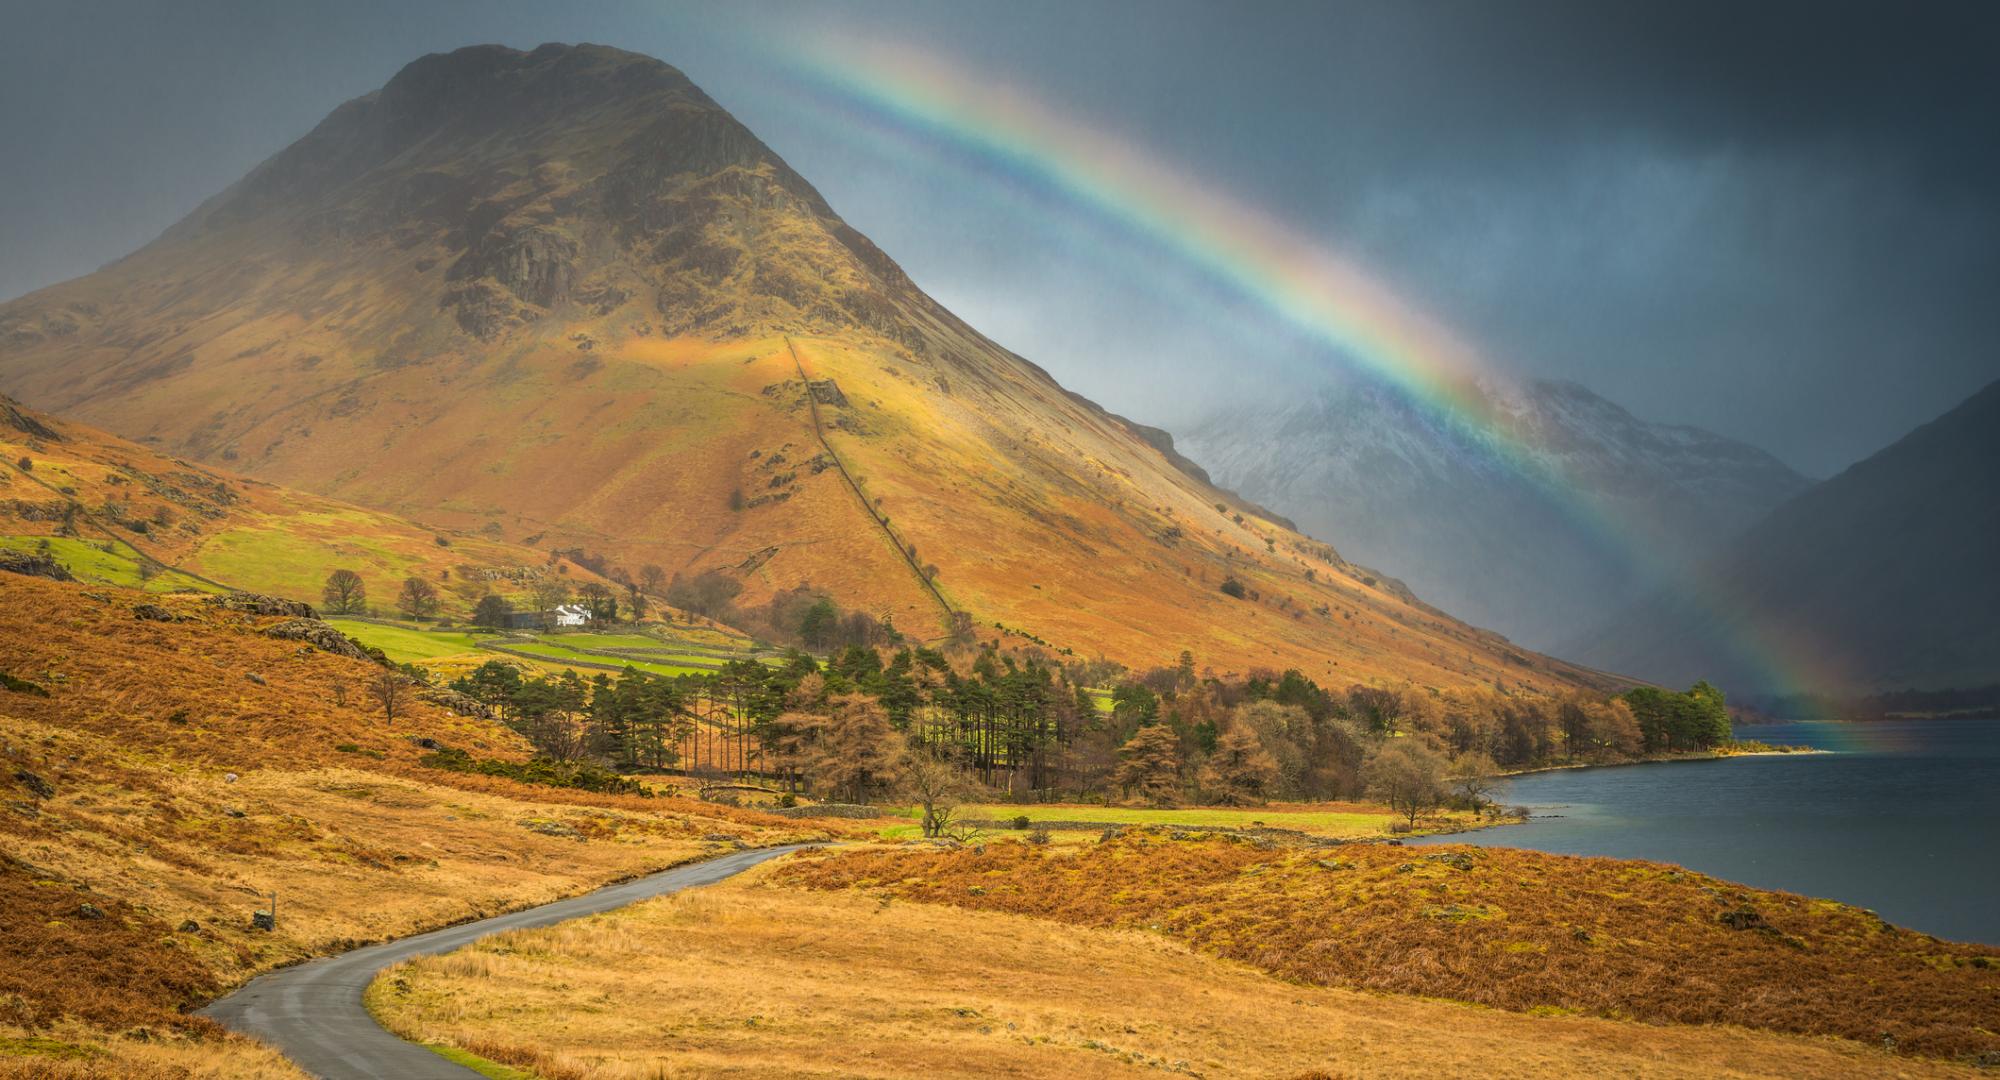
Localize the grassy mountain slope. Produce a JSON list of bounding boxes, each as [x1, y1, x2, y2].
[[0, 391, 628, 619], [1577, 379, 2000, 693], [0, 43, 1610, 692]]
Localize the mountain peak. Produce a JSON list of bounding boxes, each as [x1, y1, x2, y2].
[[0, 43, 1614, 693], [374, 42, 704, 121]]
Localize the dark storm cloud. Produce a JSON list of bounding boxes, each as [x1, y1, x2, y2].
[[1, 0, 1994, 474]]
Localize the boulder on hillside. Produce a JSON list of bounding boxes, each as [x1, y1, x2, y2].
[[132, 603, 193, 623], [418, 686, 494, 720], [0, 553, 74, 581], [262, 618, 373, 661], [206, 592, 318, 619], [1, 395, 62, 441]]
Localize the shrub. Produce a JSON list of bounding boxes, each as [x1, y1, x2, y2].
[[1219, 577, 1247, 599], [0, 672, 49, 697], [1027, 828, 1052, 845], [1011, 814, 1032, 830]]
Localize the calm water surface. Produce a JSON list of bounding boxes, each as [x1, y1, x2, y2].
[[1413, 719, 2000, 944]]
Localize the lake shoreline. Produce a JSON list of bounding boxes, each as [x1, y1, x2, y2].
[[1493, 745, 1825, 780], [1415, 747, 1830, 840], [1409, 718, 2000, 945]]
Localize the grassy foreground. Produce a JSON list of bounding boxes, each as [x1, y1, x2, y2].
[[368, 866, 1983, 1079], [0, 574, 846, 1076], [779, 835, 2000, 1064]]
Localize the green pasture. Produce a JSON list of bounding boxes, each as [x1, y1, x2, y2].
[[0, 535, 219, 593]]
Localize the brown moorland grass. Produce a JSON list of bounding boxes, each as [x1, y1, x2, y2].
[[0, 1023, 303, 1080], [0, 573, 850, 1073], [367, 871, 1979, 1079], [777, 835, 2000, 1063]]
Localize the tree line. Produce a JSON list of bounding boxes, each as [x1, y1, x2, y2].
[[433, 637, 1731, 821]]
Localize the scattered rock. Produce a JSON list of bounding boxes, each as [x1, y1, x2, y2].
[[205, 592, 317, 619], [244, 672, 267, 686], [262, 618, 372, 660], [250, 910, 276, 932], [417, 687, 493, 719], [1, 396, 62, 441], [224, 773, 238, 784], [0, 552, 73, 581], [406, 736, 443, 751], [76, 903, 104, 920], [523, 819, 586, 841], [132, 603, 191, 622], [224, 807, 246, 819], [12, 769, 53, 799], [1572, 928, 1593, 943], [807, 379, 849, 407], [1719, 908, 1769, 931], [700, 833, 737, 843], [178, 919, 200, 933], [1419, 852, 1478, 872]]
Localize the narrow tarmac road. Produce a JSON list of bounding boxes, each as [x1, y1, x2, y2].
[[200, 845, 811, 1079]]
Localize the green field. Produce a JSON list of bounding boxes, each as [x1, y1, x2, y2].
[[327, 620, 489, 662], [0, 535, 220, 593], [188, 510, 439, 603], [481, 640, 718, 679], [540, 632, 670, 649], [326, 619, 771, 680]]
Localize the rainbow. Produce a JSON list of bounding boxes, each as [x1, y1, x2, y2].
[[779, 37, 1839, 698]]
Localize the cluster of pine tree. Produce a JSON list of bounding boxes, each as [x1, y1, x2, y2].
[[440, 640, 1730, 811]]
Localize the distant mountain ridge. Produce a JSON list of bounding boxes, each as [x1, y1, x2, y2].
[[1180, 372, 1809, 652], [1574, 378, 2000, 695], [0, 42, 1614, 691]]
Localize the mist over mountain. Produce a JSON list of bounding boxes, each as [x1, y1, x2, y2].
[[0, 42, 1609, 692], [1576, 378, 2000, 696], [1180, 372, 1808, 652]]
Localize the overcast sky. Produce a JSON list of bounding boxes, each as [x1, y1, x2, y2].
[[3, 0, 1996, 475]]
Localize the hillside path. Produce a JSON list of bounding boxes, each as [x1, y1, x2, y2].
[[199, 845, 812, 1079]]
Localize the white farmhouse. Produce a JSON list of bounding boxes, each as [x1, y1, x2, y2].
[[552, 603, 592, 628]]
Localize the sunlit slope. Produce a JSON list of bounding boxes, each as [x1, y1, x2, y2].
[[0, 43, 1611, 688], [0, 393, 613, 614]]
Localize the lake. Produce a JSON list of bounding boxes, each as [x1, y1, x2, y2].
[[1412, 718, 2000, 944]]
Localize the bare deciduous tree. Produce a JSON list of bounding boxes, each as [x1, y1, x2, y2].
[[367, 669, 412, 725], [1448, 751, 1500, 819], [902, 752, 967, 839]]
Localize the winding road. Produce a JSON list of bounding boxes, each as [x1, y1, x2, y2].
[[200, 845, 811, 1079]]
